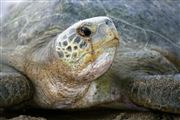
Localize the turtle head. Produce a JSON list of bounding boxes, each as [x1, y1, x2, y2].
[[55, 16, 119, 83]]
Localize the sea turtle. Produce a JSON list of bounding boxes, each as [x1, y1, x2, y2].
[[0, 0, 180, 114]]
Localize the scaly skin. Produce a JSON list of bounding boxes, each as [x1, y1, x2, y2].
[[0, 71, 32, 107], [112, 47, 180, 114]]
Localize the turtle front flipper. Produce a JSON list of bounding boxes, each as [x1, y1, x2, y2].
[[112, 48, 180, 113], [0, 69, 32, 108], [128, 74, 180, 114]]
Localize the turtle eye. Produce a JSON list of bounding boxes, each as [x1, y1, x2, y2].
[[78, 26, 91, 37]]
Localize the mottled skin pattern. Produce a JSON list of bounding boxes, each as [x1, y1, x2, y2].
[[0, 0, 180, 114], [0, 72, 32, 107], [110, 48, 180, 113]]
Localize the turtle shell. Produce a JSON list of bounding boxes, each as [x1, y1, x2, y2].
[[1, 1, 179, 50]]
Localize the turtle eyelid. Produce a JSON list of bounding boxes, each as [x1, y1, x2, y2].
[[81, 22, 92, 26]]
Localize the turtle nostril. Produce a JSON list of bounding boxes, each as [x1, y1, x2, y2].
[[105, 19, 112, 26]]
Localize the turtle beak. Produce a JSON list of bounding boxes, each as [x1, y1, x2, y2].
[[91, 17, 119, 49], [104, 18, 120, 47]]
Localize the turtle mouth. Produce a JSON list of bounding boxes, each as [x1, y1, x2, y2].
[[76, 37, 119, 82], [72, 35, 119, 63]]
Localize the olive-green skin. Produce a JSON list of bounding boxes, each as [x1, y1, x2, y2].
[[0, 0, 180, 114]]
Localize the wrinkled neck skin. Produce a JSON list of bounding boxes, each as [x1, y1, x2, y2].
[[72, 69, 146, 111], [7, 38, 90, 108], [72, 46, 147, 111]]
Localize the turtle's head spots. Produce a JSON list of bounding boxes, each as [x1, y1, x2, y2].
[[55, 16, 119, 83]]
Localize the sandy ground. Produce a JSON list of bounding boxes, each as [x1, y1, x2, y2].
[[1, 109, 180, 120]]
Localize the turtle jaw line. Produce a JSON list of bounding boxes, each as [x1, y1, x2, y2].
[[75, 47, 116, 83], [96, 37, 119, 51], [73, 37, 119, 69], [79, 34, 119, 58], [71, 37, 118, 66]]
